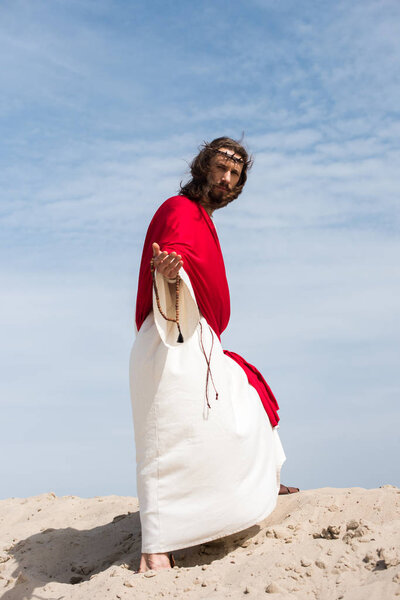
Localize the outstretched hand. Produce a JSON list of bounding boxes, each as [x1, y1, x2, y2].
[[152, 242, 183, 280]]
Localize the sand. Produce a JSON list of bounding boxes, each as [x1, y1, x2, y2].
[[0, 485, 399, 599]]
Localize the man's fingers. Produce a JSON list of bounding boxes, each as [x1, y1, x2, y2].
[[155, 256, 171, 271], [152, 242, 161, 257], [163, 256, 181, 271], [159, 253, 181, 268], [166, 260, 183, 278], [154, 251, 168, 265], [151, 247, 183, 278], [164, 255, 180, 267], [169, 257, 182, 270]]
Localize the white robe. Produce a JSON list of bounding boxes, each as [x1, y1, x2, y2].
[[129, 268, 286, 553]]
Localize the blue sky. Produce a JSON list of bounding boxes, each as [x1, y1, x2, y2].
[[1, 0, 399, 499]]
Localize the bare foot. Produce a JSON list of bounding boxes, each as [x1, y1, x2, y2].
[[138, 552, 173, 572]]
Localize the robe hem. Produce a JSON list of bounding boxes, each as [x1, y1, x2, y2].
[[141, 455, 286, 554]]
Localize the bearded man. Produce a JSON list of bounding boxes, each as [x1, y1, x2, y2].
[[130, 137, 298, 573]]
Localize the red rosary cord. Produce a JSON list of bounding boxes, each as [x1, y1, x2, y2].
[[198, 320, 219, 408]]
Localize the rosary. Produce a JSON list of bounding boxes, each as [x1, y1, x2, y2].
[[150, 256, 219, 408], [150, 257, 184, 343]]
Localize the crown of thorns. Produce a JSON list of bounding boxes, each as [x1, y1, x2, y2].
[[210, 148, 245, 164]]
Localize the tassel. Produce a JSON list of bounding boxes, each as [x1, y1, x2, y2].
[[177, 324, 184, 343]]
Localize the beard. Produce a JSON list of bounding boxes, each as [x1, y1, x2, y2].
[[208, 183, 230, 205], [190, 179, 242, 212]]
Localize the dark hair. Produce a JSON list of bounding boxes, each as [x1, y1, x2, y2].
[[179, 136, 253, 209]]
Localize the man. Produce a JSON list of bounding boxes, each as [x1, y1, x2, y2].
[[130, 137, 298, 573]]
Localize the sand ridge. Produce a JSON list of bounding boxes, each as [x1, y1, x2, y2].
[[0, 485, 399, 599]]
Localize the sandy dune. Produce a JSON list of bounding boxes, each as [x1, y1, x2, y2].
[[0, 485, 399, 599]]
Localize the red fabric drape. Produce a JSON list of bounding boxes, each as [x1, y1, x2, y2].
[[135, 195, 280, 427], [223, 351, 280, 427], [136, 195, 230, 338]]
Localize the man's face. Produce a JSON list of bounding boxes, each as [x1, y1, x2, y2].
[[207, 148, 244, 205]]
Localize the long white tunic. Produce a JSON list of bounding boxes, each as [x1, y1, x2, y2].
[[129, 268, 286, 553]]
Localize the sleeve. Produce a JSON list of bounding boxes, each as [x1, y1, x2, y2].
[[152, 267, 200, 347]]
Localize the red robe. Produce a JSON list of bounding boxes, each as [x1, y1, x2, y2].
[[135, 195, 280, 427]]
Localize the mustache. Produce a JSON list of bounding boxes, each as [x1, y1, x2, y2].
[[208, 184, 231, 205]]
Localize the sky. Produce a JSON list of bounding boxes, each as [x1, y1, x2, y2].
[[0, 0, 399, 500]]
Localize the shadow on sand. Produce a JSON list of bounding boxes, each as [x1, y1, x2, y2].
[[3, 508, 261, 599]]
